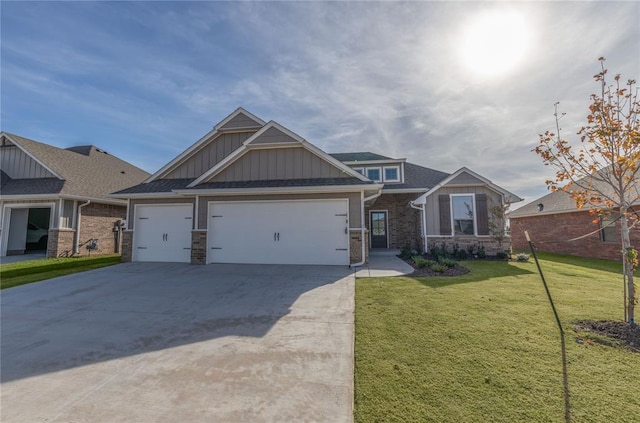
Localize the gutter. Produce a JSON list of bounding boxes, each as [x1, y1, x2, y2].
[[74, 200, 91, 254], [409, 201, 427, 253], [350, 190, 383, 268]]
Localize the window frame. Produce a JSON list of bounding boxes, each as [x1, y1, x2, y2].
[[450, 194, 477, 236], [365, 167, 382, 182], [600, 215, 617, 243], [352, 167, 364, 176], [383, 166, 401, 183]]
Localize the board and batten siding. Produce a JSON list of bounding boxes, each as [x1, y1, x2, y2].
[[0, 146, 56, 179], [164, 132, 254, 179], [447, 171, 486, 185], [219, 113, 262, 131], [60, 200, 75, 228], [211, 147, 348, 182], [425, 186, 502, 236], [198, 192, 362, 230]]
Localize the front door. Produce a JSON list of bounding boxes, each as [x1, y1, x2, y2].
[[370, 211, 388, 248]]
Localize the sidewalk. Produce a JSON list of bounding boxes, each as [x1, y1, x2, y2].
[[353, 250, 415, 278]]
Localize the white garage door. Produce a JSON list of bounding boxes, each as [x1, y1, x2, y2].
[[208, 200, 349, 265], [133, 204, 193, 263]]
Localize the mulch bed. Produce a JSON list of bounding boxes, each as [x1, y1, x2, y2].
[[574, 320, 640, 352], [400, 257, 470, 277]]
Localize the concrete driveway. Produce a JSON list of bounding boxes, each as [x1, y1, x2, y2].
[[1, 262, 355, 422]]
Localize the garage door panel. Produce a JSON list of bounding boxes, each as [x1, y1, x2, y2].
[[134, 205, 193, 263], [208, 200, 349, 265]]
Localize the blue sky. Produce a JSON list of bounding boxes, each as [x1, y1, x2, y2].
[[2, 1, 638, 205]]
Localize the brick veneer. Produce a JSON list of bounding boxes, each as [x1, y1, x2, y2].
[[510, 210, 639, 261], [191, 230, 207, 264], [349, 229, 369, 264], [121, 230, 133, 262], [47, 228, 75, 257], [77, 203, 126, 256], [366, 193, 422, 250], [426, 236, 509, 256]]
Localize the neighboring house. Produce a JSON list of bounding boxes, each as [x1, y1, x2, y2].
[[0, 132, 150, 258], [111, 108, 522, 266], [509, 180, 640, 261]]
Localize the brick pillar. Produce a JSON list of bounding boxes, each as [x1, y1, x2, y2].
[[191, 230, 207, 265], [47, 228, 76, 258], [350, 230, 364, 264], [121, 230, 133, 262]]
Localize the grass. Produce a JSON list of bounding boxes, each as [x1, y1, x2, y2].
[[355, 253, 640, 423], [0, 255, 122, 289]]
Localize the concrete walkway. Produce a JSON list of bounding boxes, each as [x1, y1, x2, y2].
[[353, 249, 415, 278]]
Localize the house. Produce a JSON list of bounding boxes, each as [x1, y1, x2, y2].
[[111, 108, 522, 266], [509, 178, 639, 261], [0, 132, 150, 258]]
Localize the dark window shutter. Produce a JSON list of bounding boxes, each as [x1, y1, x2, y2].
[[439, 195, 451, 235], [476, 194, 489, 235]]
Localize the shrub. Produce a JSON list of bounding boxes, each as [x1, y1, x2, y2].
[[466, 244, 477, 256], [430, 264, 447, 273], [399, 248, 414, 259], [438, 257, 459, 268], [412, 256, 429, 268], [516, 253, 530, 262], [496, 251, 510, 260], [454, 249, 469, 260], [477, 245, 486, 259]]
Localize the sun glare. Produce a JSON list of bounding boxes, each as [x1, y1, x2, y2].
[[459, 10, 531, 78]]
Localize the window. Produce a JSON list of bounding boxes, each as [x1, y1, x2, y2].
[[383, 166, 400, 182], [366, 167, 381, 182], [353, 167, 364, 175], [600, 215, 616, 243], [451, 195, 475, 235]]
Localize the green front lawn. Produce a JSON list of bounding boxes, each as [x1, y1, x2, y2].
[[0, 255, 122, 289], [355, 254, 639, 423]]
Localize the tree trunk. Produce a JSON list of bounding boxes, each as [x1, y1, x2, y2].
[[620, 208, 635, 324]]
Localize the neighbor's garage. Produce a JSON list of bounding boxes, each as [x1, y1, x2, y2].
[[133, 204, 193, 262], [208, 199, 349, 265]]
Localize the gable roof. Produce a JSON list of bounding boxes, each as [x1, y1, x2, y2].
[[146, 107, 265, 182], [413, 167, 523, 204], [188, 120, 369, 187], [0, 132, 150, 202], [329, 152, 395, 162], [509, 168, 640, 218]]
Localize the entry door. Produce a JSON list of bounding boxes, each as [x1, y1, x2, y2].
[[133, 204, 193, 262], [370, 211, 388, 248]]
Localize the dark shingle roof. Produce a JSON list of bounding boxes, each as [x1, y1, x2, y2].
[[329, 152, 394, 162], [1, 178, 66, 195], [390, 162, 449, 190], [112, 179, 195, 194], [192, 177, 372, 190], [0, 170, 11, 189], [1, 133, 150, 200]]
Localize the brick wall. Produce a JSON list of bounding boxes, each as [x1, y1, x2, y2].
[[427, 236, 509, 257], [349, 229, 370, 264], [47, 228, 75, 258], [510, 210, 639, 261], [78, 203, 126, 256], [121, 230, 133, 262], [366, 193, 422, 250], [191, 230, 207, 264]]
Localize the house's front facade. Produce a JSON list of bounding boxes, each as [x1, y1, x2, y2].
[[112, 108, 521, 266], [0, 132, 149, 258]]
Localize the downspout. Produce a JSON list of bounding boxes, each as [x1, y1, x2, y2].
[[409, 200, 427, 253], [74, 200, 91, 254], [350, 190, 383, 268]]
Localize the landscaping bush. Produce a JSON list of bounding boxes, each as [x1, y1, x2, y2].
[[412, 256, 429, 268], [430, 264, 447, 273], [438, 257, 459, 268], [516, 253, 530, 262], [496, 251, 510, 260]]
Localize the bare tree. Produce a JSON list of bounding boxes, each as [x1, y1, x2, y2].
[[535, 58, 639, 324]]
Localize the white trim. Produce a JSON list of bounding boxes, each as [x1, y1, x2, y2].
[[352, 167, 364, 175], [174, 184, 383, 196], [1, 193, 127, 206], [1, 202, 56, 256], [365, 167, 382, 182], [108, 192, 183, 199], [383, 165, 401, 183], [450, 193, 477, 237], [382, 188, 427, 194], [1, 133, 64, 180], [369, 209, 390, 249], [340, 159, 406, 165], [145, 108, 266, 183], [413, 167, 524, 204], [215, 107, 266, 131]]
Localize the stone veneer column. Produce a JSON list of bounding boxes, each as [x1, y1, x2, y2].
[[121, 230, 133, 262], [191, 230, 207, 265], [47, 228, 76, 258], [349, 230, 363, 264]]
